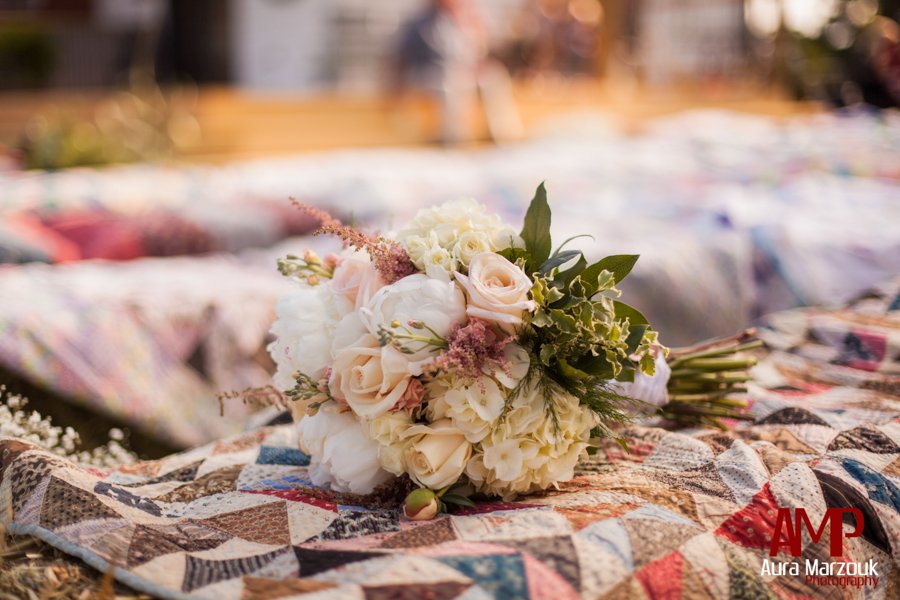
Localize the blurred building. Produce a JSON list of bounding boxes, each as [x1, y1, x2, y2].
[[636, 0, 747, 85]]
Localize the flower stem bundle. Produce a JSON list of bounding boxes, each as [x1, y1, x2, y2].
[[660, 330, 763, 429]]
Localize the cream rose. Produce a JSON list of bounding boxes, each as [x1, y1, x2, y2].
[[402, 419, 472, 489], [455, 253, 536, 331], [329, 334, 412, 418], [329, 251, 371, 305]]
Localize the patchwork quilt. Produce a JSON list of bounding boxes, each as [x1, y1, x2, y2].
[[1, 283, 898, 599]]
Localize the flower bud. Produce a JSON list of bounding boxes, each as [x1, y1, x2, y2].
[[402, 488, 440, 521]]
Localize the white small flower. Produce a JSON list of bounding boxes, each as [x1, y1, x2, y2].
[[437, 377, 505, 443], [490, 343, 531, 389], [482, 438, 525, 481]]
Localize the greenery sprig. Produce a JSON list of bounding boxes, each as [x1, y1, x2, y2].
[[502, 183, 662, 431]]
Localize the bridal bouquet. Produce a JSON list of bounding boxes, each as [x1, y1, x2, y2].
[[268, 184, 750, 508]]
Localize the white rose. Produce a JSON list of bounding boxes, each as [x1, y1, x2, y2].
[[438, 378, 505, 443], [455, 253, 535, 332], [364, 412, 413, 475], [297, 404, 393, 494], [421, 245, 457, 281], [453, 230, 493, 266], [360, 274, 466, 372], [402, 418, 472, 490], [329, 334, 412, 418], [268, 285, 352, 389], [402, 232, 438, 265], [397, 199, 524, 273]]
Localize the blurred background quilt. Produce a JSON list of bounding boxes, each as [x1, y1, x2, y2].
[[1, 280, 898, 599], [1, 110, 899, 448]]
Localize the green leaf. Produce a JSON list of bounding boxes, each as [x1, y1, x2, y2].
[[582, 255, 639, 289], [557, 358, 591, 380], [574, 354, 615, 378], [624, 324, 649, 354], [499, 246, 530, 265], [615, 367, 635, 383], [613, 301, 649, 325], [441, 494, 475, 508], [540, 250, 581, 274], [549, 309, 578, 333], [539, 344, 556, 366], [520, 183, 552, 271], [554, 254, 587, 289]]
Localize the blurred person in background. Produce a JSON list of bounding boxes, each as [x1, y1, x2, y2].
[[391, 0, 521, 145]]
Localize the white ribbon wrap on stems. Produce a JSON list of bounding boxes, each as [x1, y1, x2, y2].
[[614, 352, 671, 414]]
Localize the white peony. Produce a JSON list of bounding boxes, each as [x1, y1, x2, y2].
[[329, 334, 413, 418], [297, 403, 393, 494], [455, 253, 536, 332], [396, 198, 522, 274], [268, 284, 352, 390], [359, 274, 466, 373]]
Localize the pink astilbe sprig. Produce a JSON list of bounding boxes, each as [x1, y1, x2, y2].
[[289, 197, 343, 229], [430, 318, 515, 382], [289, 199, 416, 284]]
